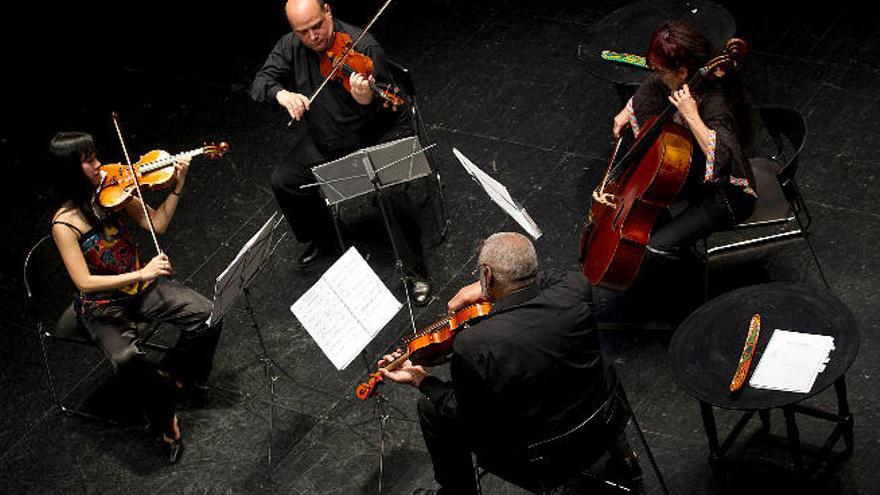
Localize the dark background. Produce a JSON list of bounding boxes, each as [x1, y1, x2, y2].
[[2, 1, 879, 493]]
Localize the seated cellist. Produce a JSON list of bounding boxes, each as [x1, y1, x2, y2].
[[612, 20, 756, 266]]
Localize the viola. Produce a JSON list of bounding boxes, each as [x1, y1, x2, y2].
[[355, 302, 493, 400], [320, 31, 405, 108], [97, 142, 229, 209], [580, 39, 747, 290]]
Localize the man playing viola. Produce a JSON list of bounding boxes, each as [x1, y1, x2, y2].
[[378, 233, 640, 494], [251, 0, 432, 305]]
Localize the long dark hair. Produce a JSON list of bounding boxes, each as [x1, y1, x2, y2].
[[48, 131, 105, 227]]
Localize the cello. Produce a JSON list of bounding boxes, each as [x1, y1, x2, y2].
[[580, 38, 747, 291]]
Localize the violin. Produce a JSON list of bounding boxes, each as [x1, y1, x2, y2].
[[355, 302, 492, 400], [320, 31, 405, 108], [97, 143, 229, 209], [580, 39, 747, 290]]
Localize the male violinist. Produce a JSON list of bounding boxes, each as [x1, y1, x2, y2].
[[378, 232, 641, 494], [251, 0, 432, 304]]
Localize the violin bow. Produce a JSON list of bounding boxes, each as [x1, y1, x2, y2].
[[288, 0, 397, 126], [111, 112, 163, 255], [593, 137, 622, 206]]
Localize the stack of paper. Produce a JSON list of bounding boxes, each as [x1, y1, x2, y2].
[[749, 329, 835, 393]]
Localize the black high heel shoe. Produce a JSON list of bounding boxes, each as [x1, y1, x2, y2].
[[160, 416, 184, 464]]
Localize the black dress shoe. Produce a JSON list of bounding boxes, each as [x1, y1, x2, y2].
[[162, 435, 184, 464], [298, 241, 325, 266], [604, 453, 643, 483], [411, 280, 433, 307]]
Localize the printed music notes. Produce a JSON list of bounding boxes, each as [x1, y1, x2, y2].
[[291, 247, 402, 370]]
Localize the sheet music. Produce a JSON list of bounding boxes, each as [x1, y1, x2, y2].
[[749, 329, 835, 393], [291, 247, 402, 370], [452, 147, 542, 240], [207, 212, 278, 326]]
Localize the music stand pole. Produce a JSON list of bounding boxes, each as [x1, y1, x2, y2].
[[362, 155, 417, 495], [328, 201, 347, 253], [241, 284, 280, 466], [212, 217, 302, 469], [353, 352, 412, 495], [363, 154, 419, 337]]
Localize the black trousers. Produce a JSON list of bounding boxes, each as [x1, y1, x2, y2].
[[417, 394, 635, 494], [417, 396, 479, 494], [79, 278, 222, 436], [648, 183, 753, 259], [270, 129, 427, 278]]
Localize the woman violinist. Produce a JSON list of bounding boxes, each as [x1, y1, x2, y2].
[[612, 20, 757, 265], [48, 131, 222, 463]]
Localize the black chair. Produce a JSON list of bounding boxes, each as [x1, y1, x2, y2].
[[703, 105, 829, 292], [475, 370, 669, 494], [24, 234, 168, 424], [387, 59, 449, 245], [387, 60, 430, 148]]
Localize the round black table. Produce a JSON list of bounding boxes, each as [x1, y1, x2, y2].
[[669, 283, 859, 473], [577, 0, 735, 103]]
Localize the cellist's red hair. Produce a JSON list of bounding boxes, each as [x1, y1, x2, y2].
[[646, 20, 712, 74]]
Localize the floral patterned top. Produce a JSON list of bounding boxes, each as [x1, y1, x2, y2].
[[53, 212, 149, 308]]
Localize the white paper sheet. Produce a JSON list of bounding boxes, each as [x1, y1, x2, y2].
[[749, 329, 835, 393], [453, 147, 542, 240], [291, 247, 402, 370]]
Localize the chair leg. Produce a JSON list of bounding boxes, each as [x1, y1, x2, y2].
[[39, 324, 131, 427], [410, 98, 449, 246], [619, 389, 670, 495], [792, 207, 829, 289], [36, 324, 62, 409], [700, 237, 710, 302]]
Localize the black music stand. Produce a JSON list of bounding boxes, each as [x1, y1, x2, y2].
[[309, 135, 434, 333], [289, 245, 412, 495], [207, 211, 299, 467], [307, 137, 433, 493]]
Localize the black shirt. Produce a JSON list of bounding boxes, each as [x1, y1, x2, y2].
[[631, 73, 757, 207], [418, 270, 607, 453], [250, 19, 410, 154]]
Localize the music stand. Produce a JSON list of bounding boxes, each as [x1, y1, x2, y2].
[[290, 246, 411, 494], [309, 135, 434, 333], [307, 136, 433, 493], [452, 147, 543, 240], [207, 211, 294, 466]]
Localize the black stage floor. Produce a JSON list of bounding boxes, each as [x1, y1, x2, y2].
[[2, 1, 879, 493]]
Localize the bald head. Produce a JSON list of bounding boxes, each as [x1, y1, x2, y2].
[[478, 232, 538, 297], [286, 0, 333, 52]]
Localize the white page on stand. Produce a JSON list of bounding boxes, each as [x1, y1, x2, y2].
[[291, 247, 402, 370]]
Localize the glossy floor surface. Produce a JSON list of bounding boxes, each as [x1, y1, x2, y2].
[[2, 1, 878, 493]]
